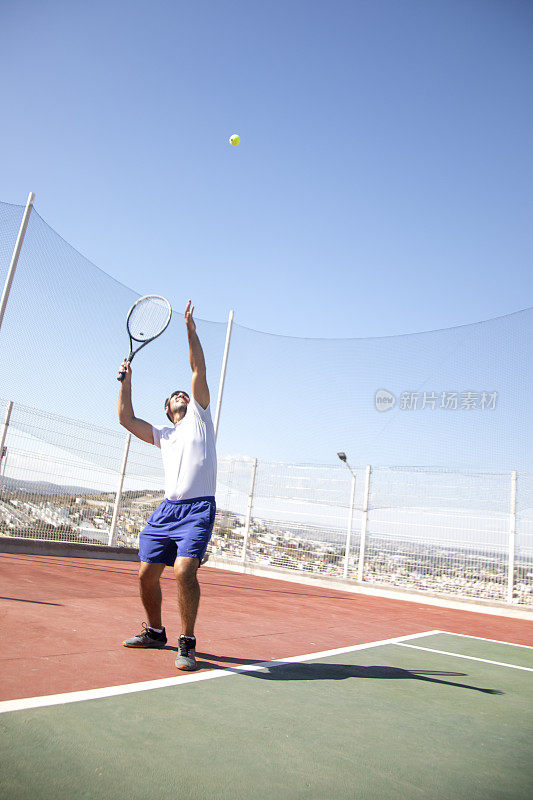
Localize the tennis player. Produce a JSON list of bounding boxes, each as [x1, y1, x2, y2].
[[118, 300, 216, 670]]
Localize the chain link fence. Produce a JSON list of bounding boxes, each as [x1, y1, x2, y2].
[[1, 398, 531, 605]]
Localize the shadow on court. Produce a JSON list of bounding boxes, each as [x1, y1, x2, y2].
[[0, 596, 63, 606], [201, 581, 362, 600], [196, 656, 504, 694]]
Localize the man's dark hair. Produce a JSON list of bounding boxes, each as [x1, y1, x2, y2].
[[164, 390, 190, 422]]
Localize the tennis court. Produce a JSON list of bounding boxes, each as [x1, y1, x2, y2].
[[1, 553, 532, 799]]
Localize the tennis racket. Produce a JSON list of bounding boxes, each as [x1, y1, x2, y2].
[[117, 295, 172, 381]]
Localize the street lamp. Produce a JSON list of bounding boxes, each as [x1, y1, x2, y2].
[[337, 451, 356, 478], [337, 452, 356, 579]]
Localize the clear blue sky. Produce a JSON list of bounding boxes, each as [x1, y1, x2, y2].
[[1, 0, 532, 338]]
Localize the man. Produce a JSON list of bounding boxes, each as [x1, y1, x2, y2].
[[118, 300, 216, 671]]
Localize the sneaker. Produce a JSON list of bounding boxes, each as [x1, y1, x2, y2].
[[175, 635, 198, 671], [123, 623, 167, 648]]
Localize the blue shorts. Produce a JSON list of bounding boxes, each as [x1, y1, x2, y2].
[[138, 496, 216, 567]]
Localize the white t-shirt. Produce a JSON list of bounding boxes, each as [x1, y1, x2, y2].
[[152, 397, 217, 501]]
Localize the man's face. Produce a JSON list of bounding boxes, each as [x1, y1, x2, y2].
[[166, 391, 190, 421]]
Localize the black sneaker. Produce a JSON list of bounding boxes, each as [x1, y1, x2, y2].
[[123, 623, 167, 648], [175, 635, 198, 670]]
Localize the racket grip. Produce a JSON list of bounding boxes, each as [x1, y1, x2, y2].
[[118, 355, 132, 381]]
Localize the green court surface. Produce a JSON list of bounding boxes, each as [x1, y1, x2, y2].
[[1, 633, 532, 800]]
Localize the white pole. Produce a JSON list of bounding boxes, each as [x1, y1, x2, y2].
[[0, 401, 12, 495], [241, 458, 258, 563], [507, 470, 517, 604], [214, 309, 234, 443], [0, 400, 13, 458], [0, 192, 35, 334], [108, 433, 131, 547], [357, 465, 372, 582], [0, 450, 8, 494], [343, 474, 356, 579]]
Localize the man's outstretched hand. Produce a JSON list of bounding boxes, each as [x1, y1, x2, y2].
[[185, 298, 209, 408], [118, 358, 132, 384], [185, 300, 196, 335]]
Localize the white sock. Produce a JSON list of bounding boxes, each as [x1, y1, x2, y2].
[[149, 627, 164, 634]]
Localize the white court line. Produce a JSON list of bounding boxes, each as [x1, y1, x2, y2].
[[435, 631, 533, 650], [0, 629, 440, 715], [396, 643, 533, 672]]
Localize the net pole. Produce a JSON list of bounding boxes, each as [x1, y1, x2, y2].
[[214, 309, 234, 444], [108, 433, 131, 547], [0, 401, 13, 495], [0, 450, 9, 494], [0, 401, 13, 468], [342, 475, 356, 579], [0, 192, 35, 334], [356, 465, 372, 582], [506, 470, 517, 604], [240, 458, 258, 563]]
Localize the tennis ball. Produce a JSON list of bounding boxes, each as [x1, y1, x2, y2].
[[229, 134, 240, 146]]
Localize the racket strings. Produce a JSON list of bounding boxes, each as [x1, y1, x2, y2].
[[128, 297, 170, 341]]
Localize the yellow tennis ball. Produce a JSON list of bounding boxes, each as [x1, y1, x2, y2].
[[229, 134, 240, 146]]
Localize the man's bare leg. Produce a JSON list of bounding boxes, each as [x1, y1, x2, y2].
[[138, 562, 166, 628], [174, 556, 200, 637]]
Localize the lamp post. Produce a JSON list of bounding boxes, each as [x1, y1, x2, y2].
[[337, 452, 356, 579], [337, 452, 356, 478]]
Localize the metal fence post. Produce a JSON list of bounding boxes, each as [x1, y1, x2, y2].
[[0, 401, 13, 462], [357, 465, 372, 582], [241, 458, 258, 563], [108, 433, 131, 547], [214, 309, 234, 444], [0, 401, 13, 495], [0, 193, 35, 334], [343, 474, 356, 579], [507, 470, 517, 604]]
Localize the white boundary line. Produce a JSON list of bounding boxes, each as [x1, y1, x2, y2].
[[0, 629, 440, 715], [435, 631, 533, 650], [395, 643, 533, 672]]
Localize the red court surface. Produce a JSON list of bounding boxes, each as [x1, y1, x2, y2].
[[1, 552, 532, 702]]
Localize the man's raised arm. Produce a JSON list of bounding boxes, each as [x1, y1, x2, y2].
[[117, 360, 154, 444], [185, 300, 210, 410]]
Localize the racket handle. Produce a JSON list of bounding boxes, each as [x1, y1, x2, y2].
[[118, 352, 134, 381], [117, 360, 130, 382]]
